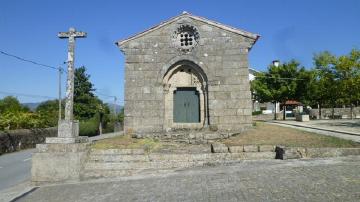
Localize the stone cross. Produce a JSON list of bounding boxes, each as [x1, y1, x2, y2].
[[58, 27, 87, 121], [45, 27, 87, 143]]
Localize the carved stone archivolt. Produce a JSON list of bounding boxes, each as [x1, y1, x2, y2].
[[162, 61, 208, 130]]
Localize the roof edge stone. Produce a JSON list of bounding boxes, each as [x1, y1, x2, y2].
[[116, 12, 260, 47]]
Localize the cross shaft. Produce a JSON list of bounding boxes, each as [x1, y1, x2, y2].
[[58, 27, 87, 121]]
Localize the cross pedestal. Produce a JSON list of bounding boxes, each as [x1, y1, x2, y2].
[[46, 120, 88, 143], [32, 28, 89, 185]]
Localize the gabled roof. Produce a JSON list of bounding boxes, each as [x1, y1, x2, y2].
[[116, 11, 260, 47], [249, 68, 260, 74]]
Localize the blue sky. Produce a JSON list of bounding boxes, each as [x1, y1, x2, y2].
[[1, 0, 359, 104]]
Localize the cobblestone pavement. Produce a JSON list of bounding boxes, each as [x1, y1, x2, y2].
[[18, 156, 360, 202]]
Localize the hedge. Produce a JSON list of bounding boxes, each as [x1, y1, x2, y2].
[[0, 127, 57, 155]]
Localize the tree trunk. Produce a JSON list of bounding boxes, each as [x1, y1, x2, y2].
[[274, 102, 277, 120], [99, 123, 102, 135], [350, 104, 353, 120], [283, 105, 286, 120], [318, 103, 321, 120], [99, 113, 103, 135]]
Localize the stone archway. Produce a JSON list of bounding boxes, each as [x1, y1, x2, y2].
[[163, 60, 208, 130]]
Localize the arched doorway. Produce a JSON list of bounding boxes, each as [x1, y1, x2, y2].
[[163, 60, 208, 130]]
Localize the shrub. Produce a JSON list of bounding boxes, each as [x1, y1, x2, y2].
[[79, 117, 99, 137], [252, 111, 262, 115], [0, 111, 47, 131]]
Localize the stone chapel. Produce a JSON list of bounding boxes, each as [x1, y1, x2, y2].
[[116, 12, 259, 138]]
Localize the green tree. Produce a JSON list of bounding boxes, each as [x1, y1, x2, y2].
[[0, 96, 45, 130], [335, 49, 360, 118], [73, 66, 111, 135], [312, 51, 339, 118], [36, 99, 65, 127], [312, 49, 360, 119], [251, 60, 305, 120], [74, 66, 102, 120], [0, 96, 29, 113]]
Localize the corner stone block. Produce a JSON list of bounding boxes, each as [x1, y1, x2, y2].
[[228, 146, 243, 153], [243, 145, 259, 152], [211, 143, 229, 153], [57, 120, 79, 138], [259, 145, 275, 152]]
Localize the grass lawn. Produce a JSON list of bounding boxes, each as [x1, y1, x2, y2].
[[92, 122, 360, 150], [222, 122, 360, 148]]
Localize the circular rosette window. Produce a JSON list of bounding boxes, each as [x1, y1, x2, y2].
[[174, 24, 199, 52]]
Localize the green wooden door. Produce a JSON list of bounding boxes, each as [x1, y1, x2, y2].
[[173, 88, 200, 123]]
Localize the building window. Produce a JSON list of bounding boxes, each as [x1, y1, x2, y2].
[[174, 24, 199, 52]]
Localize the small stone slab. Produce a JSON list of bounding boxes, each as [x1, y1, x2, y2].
[[259, 145, 275, 152], [204, 133, 222, 140], [45, 136, 88, 144], [211, 143, 229, 153], [243, 145, 259, 152], [36, 142, 90, 153], [275, 146, 304, 160], [228, 146, 243, 153]]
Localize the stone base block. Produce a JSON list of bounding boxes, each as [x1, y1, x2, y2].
[[229, 146, 244, 153], [58, 120, 79, 138], [243, 145, 259, 152], [211, 143, 229, 153], [32, 143, 90, 185], [46, 136, 89, 144]]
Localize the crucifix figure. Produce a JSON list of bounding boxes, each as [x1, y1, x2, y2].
[[58, 27, 87, 121]]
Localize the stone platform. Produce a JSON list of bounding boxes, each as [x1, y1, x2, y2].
[[82, 145, 276, 179], [32, 142, 90, 185]]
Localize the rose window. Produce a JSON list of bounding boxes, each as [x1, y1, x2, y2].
[[174, 24, 199, 52]]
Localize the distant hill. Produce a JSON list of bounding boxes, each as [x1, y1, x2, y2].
[[106, 103, 123, 114], [22, 102, 123, 113], [22, 102, 40, 111]]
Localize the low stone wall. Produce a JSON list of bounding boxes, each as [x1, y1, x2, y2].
[[275, 146, 360, 159], [0, 127, 57, 155], [310, 107, 360, 119], [83, 146, 276, 179]]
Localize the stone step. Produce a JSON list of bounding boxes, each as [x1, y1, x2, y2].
[[82, 168, 177, 179], [90, 148, 145, 155], [87, 152, 276, 163], [82, 169, 136, 178], [83, 152, 276, 179], [86, 152, 276, 166], [84, 161, 201, 170]]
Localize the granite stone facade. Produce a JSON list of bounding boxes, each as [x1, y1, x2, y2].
[[116, 12, 259, 136]]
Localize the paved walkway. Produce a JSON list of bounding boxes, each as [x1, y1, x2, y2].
[[89, 131, 124, 142], [269, 120, 360, 143], [0, 149, 34, 191], [10, 156, 360, 202]]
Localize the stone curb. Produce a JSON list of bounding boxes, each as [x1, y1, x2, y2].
[[274, 146, 360, 160], [212, 144, 275, 153], [271, 121, 360, 136]]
